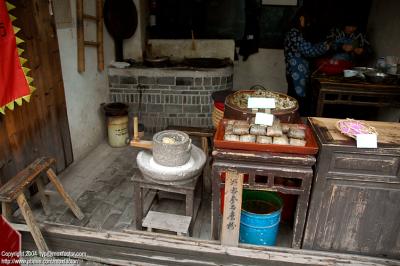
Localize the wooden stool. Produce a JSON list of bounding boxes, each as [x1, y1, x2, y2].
[[0, 157, 84, 252], [165, 126, 214, 155], [132, 173, 202, 236]]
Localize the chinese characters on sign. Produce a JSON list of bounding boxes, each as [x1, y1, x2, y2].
[[226, 179, 238, 230], [221, 171, 243, 246]]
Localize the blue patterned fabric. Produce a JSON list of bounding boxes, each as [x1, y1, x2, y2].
[[284, 28, 328, 97]]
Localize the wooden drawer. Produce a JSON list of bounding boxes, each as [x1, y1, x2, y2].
[[328, 152, 400, 178]]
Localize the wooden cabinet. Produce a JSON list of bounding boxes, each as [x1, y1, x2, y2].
[[303, 117, 400, 259]]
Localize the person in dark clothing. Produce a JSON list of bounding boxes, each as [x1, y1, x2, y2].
[[284, 8, 330, 116], [326, 18, 371, 63]]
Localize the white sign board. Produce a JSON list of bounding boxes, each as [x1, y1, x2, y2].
[[255, 112, 274, 126], [247, 97, 276, 109], [356, 134, 378, 148]]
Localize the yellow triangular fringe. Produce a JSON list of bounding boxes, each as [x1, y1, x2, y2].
[[15, 36, 24, 44], [15, 98, 23, 106], [19, 57, 27, 66], [6, 101, 15, 110], [25, 76, 33, 85], [1, 2, 36, 115], [22, 67, 30, 75], [6, 2, 15, 11], [13, 26, 20, 34], [23, 95, 31, 102]]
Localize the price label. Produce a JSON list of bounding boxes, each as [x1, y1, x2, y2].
[[356, 134, 377, 148], [255, 112, 274, 126], [247, 97, 276, 109]]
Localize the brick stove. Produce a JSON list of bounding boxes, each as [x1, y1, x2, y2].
[[108, 64, 233, 132]]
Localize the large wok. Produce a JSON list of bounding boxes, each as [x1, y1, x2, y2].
[[104, 0, 138, 61]]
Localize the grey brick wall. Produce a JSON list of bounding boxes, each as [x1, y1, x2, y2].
[[109, 67, 233, 132]]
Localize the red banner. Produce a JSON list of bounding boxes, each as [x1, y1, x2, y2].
[[0, 215, 21, 266], [0, 0, 31, 114]]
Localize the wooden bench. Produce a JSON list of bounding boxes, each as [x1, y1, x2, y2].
[[0, 157, 84, 252], [165, 126, 214, 155], [142, 211, 191, 236]]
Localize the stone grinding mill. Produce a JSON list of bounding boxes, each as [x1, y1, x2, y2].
[[131, 118, 207, 235], [135, 130, 206, 185]]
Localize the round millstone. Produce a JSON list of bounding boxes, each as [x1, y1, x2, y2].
[[152, 130, 192, 167], [137, 145, 206, 185]]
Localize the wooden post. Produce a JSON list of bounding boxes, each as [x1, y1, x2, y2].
[[96, 0, 104, 71], [201, 137, 208, 155], [221, 171, 244, 247], [16, 193, 49, 252], [46, 169, 84, 220], [133, 116, 139, 141], [76, 0, 84, 72]]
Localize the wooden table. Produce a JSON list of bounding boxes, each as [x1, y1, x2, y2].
[[211, 149, 316, 248], [303, 117, 400, 259], [311, 74, 400, 117]]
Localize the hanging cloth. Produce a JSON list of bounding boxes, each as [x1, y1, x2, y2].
[[0, 0, 34, 115], [238, 0, 261, 61]]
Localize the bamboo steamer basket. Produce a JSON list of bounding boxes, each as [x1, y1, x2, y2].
[[224, 90, 299, 123]]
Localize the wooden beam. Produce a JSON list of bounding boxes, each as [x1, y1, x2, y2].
[[83, 14, 97, 21], [96, 0, 104, 71], [76, 0, 84, 72], [84, 41, 98, 47], [19, 223, 400, 266]]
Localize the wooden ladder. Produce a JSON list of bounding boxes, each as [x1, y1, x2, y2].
[[76, 0, 104, 72]]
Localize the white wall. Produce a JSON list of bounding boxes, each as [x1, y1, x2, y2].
[[148, 39, 235, 60], [55, 0, 114, 161], [234, 49, 287, 93], [367, 0, 400, 122], [124, 0, 147, 60], [367, 0, 400, 61]]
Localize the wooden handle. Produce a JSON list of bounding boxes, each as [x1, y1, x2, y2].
[[133, 116, 139, 141], [130, 140, 153, 150]]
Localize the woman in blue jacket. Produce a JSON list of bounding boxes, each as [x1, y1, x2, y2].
[[284, 8, 329, 116]]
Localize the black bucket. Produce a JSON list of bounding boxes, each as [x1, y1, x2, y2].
[[102, 102, 129, 117]]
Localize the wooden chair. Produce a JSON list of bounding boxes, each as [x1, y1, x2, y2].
[[0, 157, 84, 252]]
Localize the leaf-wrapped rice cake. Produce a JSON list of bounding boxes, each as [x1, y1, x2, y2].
[[273, 135, 289, 145], [250, 125, 267, 135], [256, 135, 272, 144], [289, 138, 306, 146], [224, 134, 240, 141]]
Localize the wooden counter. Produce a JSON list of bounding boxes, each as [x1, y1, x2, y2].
[[211, 148, 316, 248], [303, 117, 400, 259], [311, 74, 400, 118]]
